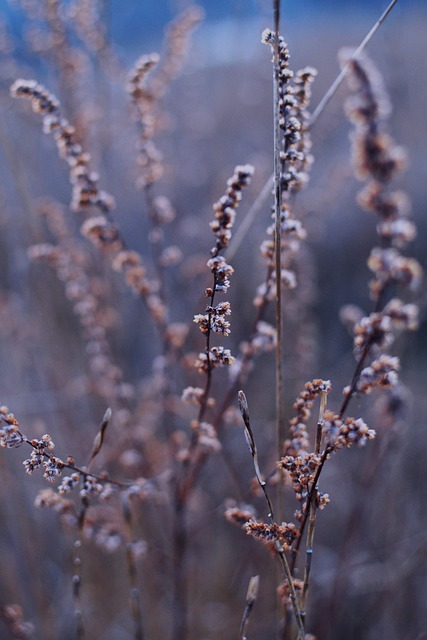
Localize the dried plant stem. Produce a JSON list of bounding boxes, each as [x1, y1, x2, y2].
[[290, 336, 376, 575], [143, 183, 177, 448], [172, 280, 217, 640], [239, 575, 260, 640], [172, 497, 187, 640], [122, 496, 145, 640], [144, 184, 168, 318], [197, 281, 217, 426], [300, 391, 327, 618], [73, 495, 89, 639], [174, 165, 254, 638]]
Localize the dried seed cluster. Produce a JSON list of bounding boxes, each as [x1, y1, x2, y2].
[[353, 297, 418, 354], [262, 28, 316, 193], [10, 79, 115, 215], [283, 379, 332, 457], [339, 52, 422, 406], [244, 520, 300, 551], [322, 410, 376, 450], [0, 405, 118, 498], [127, 53, 163, 188], [189, 165, 253, 451], [341, 52, 422, 302], [279, 453, 322, 502], [127, 7, 203, 188], [224, 503, 257, 527], [0, 407, 25, 448], [193, 165, 254, 373]]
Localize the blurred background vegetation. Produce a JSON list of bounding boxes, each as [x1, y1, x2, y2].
[[0, 1, 426, 639]]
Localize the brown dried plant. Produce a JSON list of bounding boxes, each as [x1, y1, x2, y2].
[[0, 2, 423, 640]]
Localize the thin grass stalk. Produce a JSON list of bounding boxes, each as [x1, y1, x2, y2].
[[309, 0, 399, 127], [299, 390, 327, 619], [273, 0, 285, 458], [73, 494, 89, 640]]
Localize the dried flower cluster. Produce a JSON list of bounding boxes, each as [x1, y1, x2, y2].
[[253, 31, 315, 323], [126, 6, 203, 188], [283, 379, 331, 457], [352, 297, 418, 355], [180, 165, 254, 457], [342, 52, 421, 301], [339, 53, 422, 405], [10, 81, 181, 341], [192, 165, 254, 377], [0, 406, 25, 449], [225, 504, 299, 550], [0, 405, 113, 493], [67, 0, 110, 56], [224, 503, 257, 527], [279, 452, 322, 502], [321, 411, 376, 451], [127, 53, 163, 188], [149, 6, 204, 98], [244, 520, 300, 550], [0, 402, 158, 564], [10, 79, 115, 215]]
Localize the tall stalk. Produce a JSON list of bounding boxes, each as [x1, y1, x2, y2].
[[273, 0, 285, 462]]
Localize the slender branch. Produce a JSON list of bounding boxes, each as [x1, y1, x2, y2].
[[309, 0, 399, 128], [239, 575, 260, 640], [300, 390, 327, 617], [238, 391, 305, 640], [273, 7, 285, 458]]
